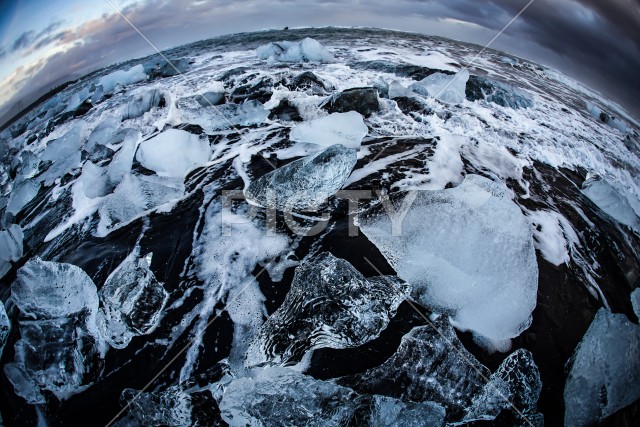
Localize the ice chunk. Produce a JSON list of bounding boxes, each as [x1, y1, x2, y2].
[[97, 251, 168, 349], [290, 111, 368, 149], [244, 144, 357, 212], [338, 318, 491, 421], [0, 224, 24, 278], [9, 258, 103, 400], [465, 349, 543, 425], [388, 80, 409, 99], [79, 161, 109, 199], [122, 89, 164, 120], [485, 80, 534, 109], [176, 98, 269, 133], [361, 174, 538, 349], [632, 288, 640, 322], [219, 367, 445, 427], [38, 125, 84, 185], [564, 308, 640, 427], [97, 173, 184, 236], [107, 129, 139, 185], [245, 252, 409, 367], [0, 301, 9, 357], [86, 118, 118, 154], [6, 179, 40, 216], [136, 129, 212, 178], [120, 386, 192, 426], [412, 69, 469, 103], [581, 176, 640, 231], [17, 151, 40, 178], [256, 37, 334, 63], [96, 64, 147, 94]]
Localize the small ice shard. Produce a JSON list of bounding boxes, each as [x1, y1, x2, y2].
[[176, 98, 269, 133], [120, 386, 192, 426], [148, 57, 190, 78], [193, 91, 225, 106], [324, 87, 380, 117], [290, 111, 368, 149], [0, 301, 9, 356], [219, 367, 445, 426], [338, 318, 491, 421], [41, 125, 83, 162], [17, 150, 39, 178], [78, 161, 109, 199], [388, 80, 410, 99], [122, 89, 165, 120], [3, 363, 44, 404], [97, 173, 184, 236], [581, 176, 640, 231], [136, 129, 211, 178], [96, 64, 147, 94], [465, 349, 543, 425], [85, 118, 118, 154], [412, 69, 469, 103], [97, 251, 169, 349], [256, 37, 334, 63], [564, 308, 640, 427], [0, 224, 24, 278], [8, 258, 103, 401], [244, 144, 357, 212], [6, 179, 40, 216], [245, 252, 410, 367], [361, 174, 537, 349]]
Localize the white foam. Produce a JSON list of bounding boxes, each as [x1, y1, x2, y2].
[[527, 210, 579, 266]]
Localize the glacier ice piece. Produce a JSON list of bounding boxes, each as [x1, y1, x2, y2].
[[245, 252, 409, 367], [107, 129, 140, 185], [564, 308, 640, 427], [6, 179, 40, 216], [38, 125, 84, 185], [17, 151, 40, 178], [388, 80, 410, 99], [97, 251, 168, 349], [9, 258, 103, 401], [85, 118, 118, 154], [120, 386, 191, 426], [466, 76, 533, 109], [256, 37, 334, 63], [412, 69, 469, 103], [0, 301, 8, 356], [219, 367, 446, 427], [176, 98, 269, 133], [244, 144, 357, 212], [136, 129, 211, 178], [96, 64, 147, 94], [581, 176, 640, 231], [79, 161, 109, 199], [338, 318, 491, 421], [0, 224, 24, 279], [97, 173, 184, 236], [632, 288, 640, 322], [361, 174, 538, 349], [122, 89, 165, 120], [290, 111, 368, 149], [465, 349, 543, 425]]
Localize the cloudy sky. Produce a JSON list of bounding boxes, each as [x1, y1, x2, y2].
[[0, 0, 638, 118]]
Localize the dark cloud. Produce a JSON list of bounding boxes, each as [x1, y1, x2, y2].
[[1, 0, 638, 117]]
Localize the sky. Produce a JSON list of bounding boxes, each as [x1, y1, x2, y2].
[[0, 0, 638, 119]]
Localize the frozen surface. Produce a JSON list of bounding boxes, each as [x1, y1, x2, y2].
[[136, 129, 212, 178], [0, 224, 23, 278], [120, 386, 191, 426], [564, 308, 640, 426], [0, 301, 8, 357], [97, 251, 168, 349], [245, 252, 409, 367], [244, 144, 357, 212], [7, 258, 103, 402], [97, 64, 147, 94], [290, 111, 368, 149], [361, 174, 538, 349], [412, 69, 469, 103], [97, 173, 184, 236], [256, 37, 334, 63], [581, 177, 640, 231], [219, 367, 445, 427]]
